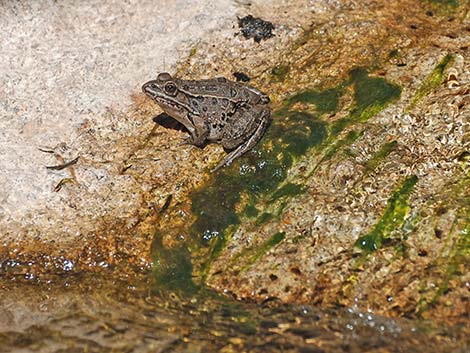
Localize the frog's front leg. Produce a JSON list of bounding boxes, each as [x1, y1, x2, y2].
[[174, 112, 208, 147], [213, 107, 270, 172], [187, 114, 209, 146]]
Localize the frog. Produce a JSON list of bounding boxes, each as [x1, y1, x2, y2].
[[142, 72, 271, 171]]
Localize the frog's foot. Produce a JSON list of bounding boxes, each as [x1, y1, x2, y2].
[[177, 136, 193, 147], [212, 115, 270, 172], [177, 131, 208, 147]]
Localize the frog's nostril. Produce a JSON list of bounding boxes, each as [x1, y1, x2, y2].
[[143, 82, 157, 92]]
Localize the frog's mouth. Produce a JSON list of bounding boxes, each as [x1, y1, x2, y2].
[[142, 81, 162, 99]]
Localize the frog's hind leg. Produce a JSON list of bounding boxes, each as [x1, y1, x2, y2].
[[212, 113, 270, 172]]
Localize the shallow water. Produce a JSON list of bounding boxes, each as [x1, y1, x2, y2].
[[1, 275, 467, 353]]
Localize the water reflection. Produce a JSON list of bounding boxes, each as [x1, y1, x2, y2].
[[0, 275, 466, 352]]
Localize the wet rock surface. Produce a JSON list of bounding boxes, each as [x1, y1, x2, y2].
[[1, 275, 468, 352], [156, 0, 469, 327]]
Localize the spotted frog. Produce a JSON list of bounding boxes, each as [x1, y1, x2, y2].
[[142, 73, 271, 171]]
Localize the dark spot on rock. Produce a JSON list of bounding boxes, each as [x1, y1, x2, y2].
[[410, 24, 418, 29], [457, 151, 470, 162], [418, 249, 428, 257], [290, 267, 302, 276], [237, 15, 275, 43], [260, 320, 278, 329], [269, 273, 278, 281], [426, 10, 434, 16], [299, 347, 326, 353], [434, 228, 443, 239], [233, 71, 251, 82], [288, 327, 321, 340], [284, 285, 291, 293], [259, 288, 268, 295]]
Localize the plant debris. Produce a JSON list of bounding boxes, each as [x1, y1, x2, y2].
[[237, 15, 274, 42]]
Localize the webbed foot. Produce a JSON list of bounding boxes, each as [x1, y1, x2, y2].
[[212, 112, 270, 172]]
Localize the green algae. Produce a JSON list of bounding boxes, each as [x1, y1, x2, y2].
[[418, 175, 470, 314], [417, 216, 469, 315], [364, 141, 398, 174], [408, 54, 453, 110], [270, 65, 290, 82], [318, 130, 362, 166], [331, 68, 401, 135], [425, 0, 459, 7], [270, 183, 304, 202], [256, 212, 274, 225], [355, 175, 418, 253], [287, 87, 342, 114], [190, 110, 329, 250], [307, 69, 401, 176], [151, 234, 199, 293], [187, 108, 328, 280], [244, 204, 259, 218], [239, 232, 286, 272]]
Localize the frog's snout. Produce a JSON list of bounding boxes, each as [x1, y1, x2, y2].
[[142, 81, 150, 94], [142, 81, 158, 97]]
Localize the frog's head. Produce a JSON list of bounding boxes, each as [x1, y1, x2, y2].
[[142, 72, 178, 99], [142, 73, 188, 117]]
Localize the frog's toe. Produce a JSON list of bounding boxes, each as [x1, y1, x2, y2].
[[177, 136, 193, 146], [212, 118, 270, 172], [211, 157, 231, 172]]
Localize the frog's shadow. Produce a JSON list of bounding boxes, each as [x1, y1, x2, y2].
[[153, 113, 209, 148], [153, 113, 186, 132]]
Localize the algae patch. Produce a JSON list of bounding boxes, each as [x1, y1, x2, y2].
[[355, 175, 418, 253], [408, 54, 453, 110], [186, 94, 332, 279], [363, 141, 398, 175], [331, 68, 401, 135], [151, 234, 198, 293], [239, 232, 286, 271], [270, 183, 304, 202], [270, 65, 290, 82], [287, 87, 341, 114], [190, 111, 330, 247]]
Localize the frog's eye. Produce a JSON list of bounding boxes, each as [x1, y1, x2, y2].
[[164, 82, 177, 96]]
